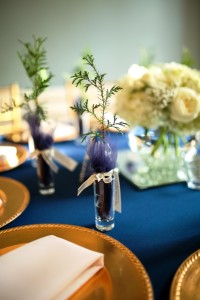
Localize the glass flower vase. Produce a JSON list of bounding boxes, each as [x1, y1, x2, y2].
[[36, 149, 55, 195], [28, 116, 55, 195], [93, 177, 115, 231], [184, 134, 200, 189], [125, 127, 185, 188]]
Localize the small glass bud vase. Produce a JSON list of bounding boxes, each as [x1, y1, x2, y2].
[[28, 116, 55, 195], [93, 176, 115, 231], [184, 134, 200, 190], [36, 149, 55, 195]]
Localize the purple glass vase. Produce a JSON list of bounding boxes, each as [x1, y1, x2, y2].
[[88, 137, 117, 231]]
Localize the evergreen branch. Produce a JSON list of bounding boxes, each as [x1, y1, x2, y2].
[[106, 86, 122, 100], [16, 36, 53, 122], [71, 99, 92, 115], [1, 36, 53, 123], [71, 101, 102, 124], [71, 53, 129, 140], [1, 99, 19, 113], [81, 131, 103, 142], [35, 105, 48, 122], [104, 114, 129, 131]]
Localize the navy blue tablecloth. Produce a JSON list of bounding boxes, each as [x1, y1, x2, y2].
[[1, 132, 200, 300]]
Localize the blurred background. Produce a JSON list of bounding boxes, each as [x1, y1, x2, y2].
[[0, 0, 200, 87]]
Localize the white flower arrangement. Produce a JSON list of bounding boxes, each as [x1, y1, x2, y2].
[[115, 62, 200, 155], [115, 62, 200, 135]]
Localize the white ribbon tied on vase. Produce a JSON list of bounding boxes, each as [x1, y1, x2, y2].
[[30, 148, 78, 173], [77, 169, 121, 213]]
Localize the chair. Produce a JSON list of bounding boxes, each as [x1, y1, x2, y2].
[[0, 84, 78, 142], [36, 85, 78, 141], [37, 86, 71, 123], [0, 83, 23, 136]]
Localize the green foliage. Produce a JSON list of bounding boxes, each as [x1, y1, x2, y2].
[[2, 36, 53, 122], [181, 47, 195, 68], [74, 48, 92, 74], [71, 54, 129, 140], [1, 99, 19, 113]]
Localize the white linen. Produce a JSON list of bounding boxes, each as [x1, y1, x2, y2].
[[0, 235, 104, 300]]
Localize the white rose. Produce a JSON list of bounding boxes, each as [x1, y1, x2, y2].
[[170, 87, 200, 123], [128, 64, 148, 79]]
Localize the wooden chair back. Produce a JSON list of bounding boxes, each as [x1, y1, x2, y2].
[[0, 83, 22, 135]]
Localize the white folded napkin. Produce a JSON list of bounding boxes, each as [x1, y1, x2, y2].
[[0, 235, 104, 300]]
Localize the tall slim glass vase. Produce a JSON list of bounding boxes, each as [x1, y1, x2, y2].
[[93, 176, 115, 231]]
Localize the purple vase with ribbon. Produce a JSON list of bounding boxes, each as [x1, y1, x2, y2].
[[88, 137, 119, 231], [27, 115, 55, 195]]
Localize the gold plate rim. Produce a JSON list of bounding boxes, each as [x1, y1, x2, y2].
[[0, 143, 27, 172], [0, 177, 30, 228], [0, 223, 153, 300], [170, 249, 200, 300]]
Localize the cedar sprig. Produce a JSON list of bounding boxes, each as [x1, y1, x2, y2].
[[71, 54, 129, 140], [1, 99, 20, 113], [2, 36, 53, 123], [18, 36, 53, 122]]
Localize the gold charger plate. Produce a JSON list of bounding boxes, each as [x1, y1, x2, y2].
[[0, 224, 153, 300], [0, 177, 30, 228], [170, 249, 200, 300], [0, 143, 27, 172]]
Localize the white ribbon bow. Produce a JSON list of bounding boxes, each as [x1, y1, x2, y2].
[[30, 147, 78, 173], [77, 169, 121, 213]]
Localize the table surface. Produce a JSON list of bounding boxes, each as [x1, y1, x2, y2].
[[1, 132, 200, 300]]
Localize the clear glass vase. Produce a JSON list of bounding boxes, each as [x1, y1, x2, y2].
[[93, 177, 115, 231], [124, 127, 185, 189], [184, 134, 200, 189], [28, 117, 55, 195], [36, 150, 55, 195]]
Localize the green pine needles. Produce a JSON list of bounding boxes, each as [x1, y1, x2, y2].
[[2, 36, 53, 123], [71, 54, 129, 141]]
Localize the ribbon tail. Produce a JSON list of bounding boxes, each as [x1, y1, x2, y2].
[[29, 150, 37, 159], [114, 169, 122, 213], [53, 148, 78, 171], [41, 153, 59, 173], [78, 174, 96, 196]]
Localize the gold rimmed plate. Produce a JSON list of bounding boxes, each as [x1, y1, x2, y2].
[[0, 177, 30, 228], [0, 143, 27, 172], [170, 249, 200, 300], [0, 224, 153, 300]]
